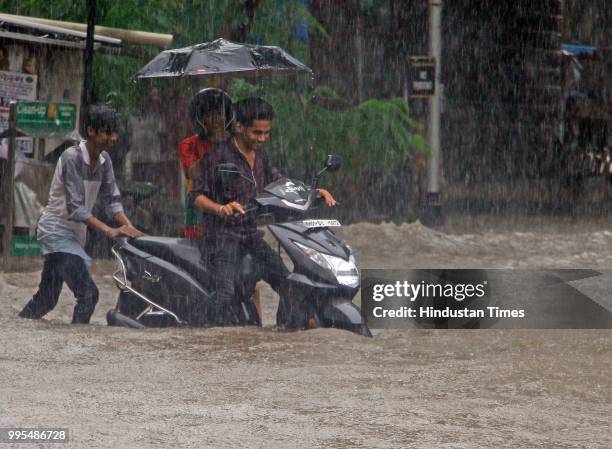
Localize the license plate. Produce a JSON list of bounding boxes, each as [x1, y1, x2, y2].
[[301, 219, 341, 228]]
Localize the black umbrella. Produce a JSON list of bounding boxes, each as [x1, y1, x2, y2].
[[135, 38, 311, 79]]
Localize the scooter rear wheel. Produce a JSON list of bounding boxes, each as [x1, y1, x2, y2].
[[116, 291, 145, 318]]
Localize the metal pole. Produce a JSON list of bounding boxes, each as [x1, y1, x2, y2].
[[3, 101, 18, 272], [80, 0, 97, 135], [355, 17, 365, 103], [423, 0, 443, 226]]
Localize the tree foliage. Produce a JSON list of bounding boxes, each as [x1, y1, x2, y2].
[[230, 78, 427, 180], [1, 0, 428, 217]]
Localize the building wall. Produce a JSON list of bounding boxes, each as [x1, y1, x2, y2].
[[0, 39, 84, 231], [35, 45, 83, 156], [0, 39, 83, 157]]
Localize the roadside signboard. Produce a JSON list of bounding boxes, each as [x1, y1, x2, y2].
[[11, 236, 42, 256], [409, 56, 436, 98], [0, 70, 37, 156], [16, 101, 76, 137]]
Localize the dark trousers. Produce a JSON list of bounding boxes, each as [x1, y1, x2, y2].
[[211, 237, 288, 323], [19, 252, 99, 324]]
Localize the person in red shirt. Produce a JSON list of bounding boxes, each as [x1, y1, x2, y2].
[[178, 88, 234, 240], [179, 89, 264, 320]]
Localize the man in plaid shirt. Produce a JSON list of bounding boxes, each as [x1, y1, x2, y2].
[[191, 97, 336, 325]]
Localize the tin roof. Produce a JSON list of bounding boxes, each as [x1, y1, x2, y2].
[[0, 13, 121, 49]]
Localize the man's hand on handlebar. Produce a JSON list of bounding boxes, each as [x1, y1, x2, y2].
[[105, 225, 146, 239], [219, 201, 245, 217], [318, 188, 337, 207]]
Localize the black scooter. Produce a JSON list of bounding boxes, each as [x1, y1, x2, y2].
[[106, 155, 372, 337]]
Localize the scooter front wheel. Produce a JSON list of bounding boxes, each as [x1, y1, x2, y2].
[[357, 323, 373, 337]]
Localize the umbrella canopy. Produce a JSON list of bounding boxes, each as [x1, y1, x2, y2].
[[135, 38, 311, 79]]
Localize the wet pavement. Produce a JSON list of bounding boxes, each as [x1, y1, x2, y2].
[[1, 218, 611, 448]]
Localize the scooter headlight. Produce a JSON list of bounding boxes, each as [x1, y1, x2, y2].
[[293, 241, 360, 288]]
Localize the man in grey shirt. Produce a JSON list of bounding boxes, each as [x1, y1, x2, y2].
[[19, 104, 144, 324]]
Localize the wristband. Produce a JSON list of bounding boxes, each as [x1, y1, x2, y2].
[[218, 204, 225, 217]]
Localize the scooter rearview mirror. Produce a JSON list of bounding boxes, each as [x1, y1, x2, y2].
[[215, 162, 256, 188], [325, 154, 342, 172], [216, 162, 241, 184], [312, 154, 342, 190], [216, 162, 241, 176]]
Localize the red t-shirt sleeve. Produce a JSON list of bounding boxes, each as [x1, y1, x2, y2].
[[178, 136, 199, 173], [178, 136, 214, 173]]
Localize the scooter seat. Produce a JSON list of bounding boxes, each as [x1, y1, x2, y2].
[[130, 237, 211, 283]]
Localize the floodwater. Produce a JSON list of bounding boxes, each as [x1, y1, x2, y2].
[[1, 218, 611, 448]]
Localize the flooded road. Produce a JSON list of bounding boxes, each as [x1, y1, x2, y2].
[[1, 218, 611, 448]]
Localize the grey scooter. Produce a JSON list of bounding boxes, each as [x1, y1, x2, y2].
[[107, 155, 371, 337]]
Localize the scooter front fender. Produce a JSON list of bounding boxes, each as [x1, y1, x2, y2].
[[321, 299, 372, 337]]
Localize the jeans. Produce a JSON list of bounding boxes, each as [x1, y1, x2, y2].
[[19, 252, 99, 324], [210, 236, 289, 324]]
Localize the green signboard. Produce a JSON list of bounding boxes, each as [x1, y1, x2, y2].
[[16, 101, 76, 138], [11, 236, 42, 256]]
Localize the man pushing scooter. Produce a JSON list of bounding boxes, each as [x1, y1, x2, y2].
[[19, 104, 145, 324]]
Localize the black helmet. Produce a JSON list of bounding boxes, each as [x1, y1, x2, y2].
[[189, 88, 234, 136]]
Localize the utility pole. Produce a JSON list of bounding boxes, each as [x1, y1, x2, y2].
[[2, 101, 18, 272], [423, 0, 443, 226], [80, 0, 97, 135], [355, 16, 365, 103]]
